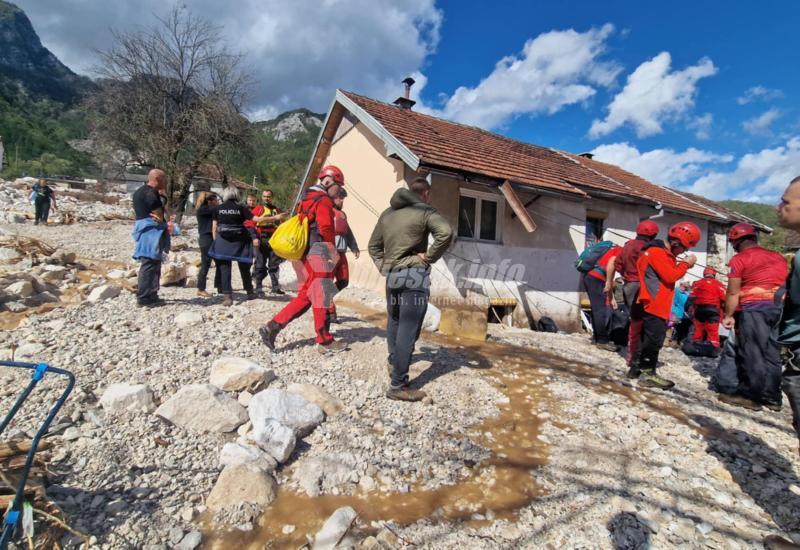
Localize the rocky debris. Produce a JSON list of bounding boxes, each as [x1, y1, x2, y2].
[[312, 506, 358, 550], [6, 280, 33, 298], [175, 530, 202, 550], [160, 262, 188, 286], [206, 464, 278, 513], [99, 383, 156, 413], [155, 384, 248, 433], [249, 388, 325, 438], [174, 310, 203, 328], [293, 453, 359, 497], [287, 382, 343, 416], [210, 357, 275, 392], [87, 284, 121, 302], [251, 418, 296, 463], [219, 442, 278, 473]]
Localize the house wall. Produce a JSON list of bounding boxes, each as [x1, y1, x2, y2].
[[320, 118, 718, 334]]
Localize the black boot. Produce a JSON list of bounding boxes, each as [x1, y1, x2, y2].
[[259, 321, 281, 351]]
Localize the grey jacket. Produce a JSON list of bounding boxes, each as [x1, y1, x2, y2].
[[368, 188, 453, 275]]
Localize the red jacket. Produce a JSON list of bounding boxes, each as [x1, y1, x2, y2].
[[298, 189, 335, 245], [616, 237, 649, 283], [690, 278, 726, 307], [637, 242, 690, 320]]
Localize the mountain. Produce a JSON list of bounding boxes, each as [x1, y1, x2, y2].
[[719, 200, 785, 251], [0, 0, 96, 177], [253, 108, 324, 141]]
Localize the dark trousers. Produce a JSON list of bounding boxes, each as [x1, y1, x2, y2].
[[34, 198, 51, 224], [253, 237, 282, 290], [386, 267, 430, 388], [216, 259, 254, 294], [734, 307, 783, 405], [197, 234, 213, 292], [782, 351, 800, 443], [137, 258, 161, 303], [640, 313, 668, 372], [624, 281, 643, 367], [583, 274, 612, 344]]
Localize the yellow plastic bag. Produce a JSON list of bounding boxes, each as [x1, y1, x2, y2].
[[269, 214, 309, 261]]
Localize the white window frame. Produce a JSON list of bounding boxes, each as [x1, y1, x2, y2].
[[457, 188, 504, 243]]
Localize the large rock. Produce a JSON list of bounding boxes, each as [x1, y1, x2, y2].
[[210, 357, 275, 392], [88, 284, 121, 302], [161, 262, 188, 286], [6, 280, 33, 299], [287, 383, 343, 417], [312, 507, 358, 550], [156, 384, 247, 433], [205, 464, 277, 513], [40, 265, 68, 282], [175, 311, 203, 328], [219, 442, 277, 473], [249, 388, 325, 438], [293, 453, 359, 497], [251, 419, 296, 463], [0, 247, 21, 263], [99, 383, 155, 413]]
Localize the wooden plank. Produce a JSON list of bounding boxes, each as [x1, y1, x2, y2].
[[500, 180, 537, 233], [0, 439, 52, 459]]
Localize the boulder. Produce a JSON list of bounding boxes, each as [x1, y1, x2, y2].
[[219, 442, 277, 472], [4, 301, 26, 313], [88, 284, 121, 303], [249, 388, 325, 438], [160, 263, 188, 286], [40, 265, 68, 282], [251, 419, 296, 463], [293, 453, 359, 497], [155, 384, 247, 433], [56, 251, 77, 265], [175, 531, 202, 550], [210, 357, 275, 392], [175, 311, 203, 328], [106, 269, 127, 279], [287, 383, 343, 417], [205, 464, 278, 513], [99, 383, 156, 413], [0, 247, 21, 263], [312, 507, 358, 550], [26, 291, 59, 306], [6, 280, 33, 299]]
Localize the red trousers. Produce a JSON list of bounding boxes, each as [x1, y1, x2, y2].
[[271, 250, 336, 345], [328, 252, 349, 315], [693, 319, 721, 347]]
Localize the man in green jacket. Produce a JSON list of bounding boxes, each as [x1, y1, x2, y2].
[[369, 177, 453, 401], [777, 174, 800, 455]]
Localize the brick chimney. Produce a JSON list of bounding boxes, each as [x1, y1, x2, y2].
[[393, 77, 416, 110]]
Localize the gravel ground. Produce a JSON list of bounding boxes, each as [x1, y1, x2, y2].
[[1, 204, 799, 549]]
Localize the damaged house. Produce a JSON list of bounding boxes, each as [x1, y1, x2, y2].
[[297, 84, 768, 337]]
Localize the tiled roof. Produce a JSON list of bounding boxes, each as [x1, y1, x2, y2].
[[339, 91, 752, 223]]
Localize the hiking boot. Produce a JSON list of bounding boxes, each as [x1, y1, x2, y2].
[[329, 311, 339, 324], [595, 342, 618, 352], [386, 386, 427, 402], [764, 534, 800, 550], [272, 287, 285, 295], [197, 290, 211, 298], [626, 366, 641, 379], [762, 401, 783, 412], [254, 287, 265, 298], [316, 340, 348, 355], [638, 371, 675, 390], [222, 294, 233, 307], [717, 393, 762, 411], [259, 322, 281, 351], [246, 291, 258, 300]]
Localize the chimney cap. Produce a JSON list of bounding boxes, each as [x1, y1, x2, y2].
[[393, 97, 416, 110], [402, 76, 416, 86], [578, 152, 594, 159]]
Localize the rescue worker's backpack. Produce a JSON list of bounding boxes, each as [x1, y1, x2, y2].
[[269, 195, 323, 261], [575, 240, 614, 273]]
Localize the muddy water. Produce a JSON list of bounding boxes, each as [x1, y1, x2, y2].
[[207, 301, 553, 548]]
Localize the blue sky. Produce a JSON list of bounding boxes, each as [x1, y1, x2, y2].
[[17, 0, 800, 203]]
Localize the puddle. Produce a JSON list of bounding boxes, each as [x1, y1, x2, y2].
[[206, 300, 552, 548]]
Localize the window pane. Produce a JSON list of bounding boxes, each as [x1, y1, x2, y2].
[[458, 195, 476, 238], [480, 199, 498, 241], [585, 217, 603, 246]]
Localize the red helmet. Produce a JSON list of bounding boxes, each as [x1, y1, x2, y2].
[[667, 221, 701, 249], [318, 165, 344, 185], [636, 220, 659, 237], [728, 223, 757, 242], [703, 267, 717, 278]]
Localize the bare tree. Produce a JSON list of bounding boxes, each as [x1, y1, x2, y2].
[[87, 5, 252, 215]]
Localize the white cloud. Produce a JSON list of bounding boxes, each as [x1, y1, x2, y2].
[[428, 24, 621, 129], [591, 142, 733, 187], [737, 85, 784, 105], [589, 52, 717, 138], [742, 108, 782, 136], [689, 113, 713, 140], [14, 0, 442, 118], [689, 137, 800, 202]]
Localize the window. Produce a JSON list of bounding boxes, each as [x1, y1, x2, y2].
[[457, 190, 502, 242], [585, 215, 605, 247]]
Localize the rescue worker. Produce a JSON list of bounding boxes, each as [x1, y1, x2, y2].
[[259, 165, 346, 354], [721, 223, 788, 411], [132, 169, 170, 307], [32, 179, 57, 225], [633, 222, 699, 389], [583, 243, 622, 351], [328, 188, 360, 323], [247, 189, 288, 296], [690, 267, 726, 348], [610, 220, 660, 374], [776, 174, 800, 453]]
